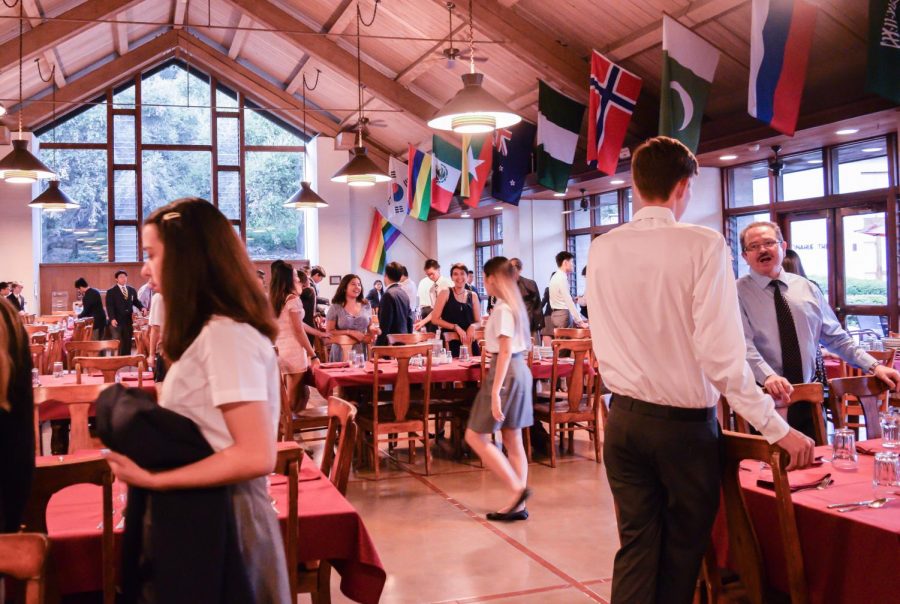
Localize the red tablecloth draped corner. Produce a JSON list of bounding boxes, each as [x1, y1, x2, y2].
[[36, 373, 157, 422]]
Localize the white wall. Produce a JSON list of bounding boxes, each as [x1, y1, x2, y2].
[[681, 167, 723, 233], [0, 138, 40, 312], [434, 218, 474, 271]]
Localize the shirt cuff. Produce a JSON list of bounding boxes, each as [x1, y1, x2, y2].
[[757, 409, 791, 444], [856, 351, 878, 372]]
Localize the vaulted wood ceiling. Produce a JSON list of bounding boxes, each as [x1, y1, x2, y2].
[[0, 0, 886, 176]]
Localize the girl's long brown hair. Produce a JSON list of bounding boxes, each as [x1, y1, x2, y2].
[[331, 274, 367, 307], [269, 260, 297, 317], [0, 298, 30, 412], [145, 198, 277, 361]]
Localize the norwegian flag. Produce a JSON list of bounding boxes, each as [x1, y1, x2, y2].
[[587, 50, 642, 175]]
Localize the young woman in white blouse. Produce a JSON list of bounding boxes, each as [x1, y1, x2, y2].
[[105, 198, 290, 602], [464, 257, 534, 522]]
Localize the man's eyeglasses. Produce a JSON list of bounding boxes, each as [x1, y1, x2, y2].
[[743, 240, 782, 253]]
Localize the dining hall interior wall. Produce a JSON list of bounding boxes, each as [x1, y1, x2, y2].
[[0, 137, 40, 313]]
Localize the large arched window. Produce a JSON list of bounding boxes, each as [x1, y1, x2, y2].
[[37, 59, 310, 263]]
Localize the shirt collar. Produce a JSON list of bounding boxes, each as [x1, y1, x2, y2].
[[748, 266, 786, 290], [631, 205, 676, 224]]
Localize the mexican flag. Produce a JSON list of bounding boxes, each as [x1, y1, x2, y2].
[[460, 134, 493, 207], [659, 15, 719, 152], [536, 80, 586, 193], [431, 135, 462, 213]]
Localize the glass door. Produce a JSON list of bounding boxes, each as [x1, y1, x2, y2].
[[781, 211, 832, 301]]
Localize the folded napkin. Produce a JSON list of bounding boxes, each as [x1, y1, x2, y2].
[[857, 439, 885, 456], [320, 361, 350, 369], [757, 467, 831, 492]]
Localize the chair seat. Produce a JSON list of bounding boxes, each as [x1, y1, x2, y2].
[[534, 401, 592, 416], [356, 405, 427, 428]]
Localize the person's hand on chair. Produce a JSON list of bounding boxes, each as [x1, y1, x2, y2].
[[776, 428, 815, 471]]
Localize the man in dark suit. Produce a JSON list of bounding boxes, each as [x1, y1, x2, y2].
[[6, 282, 25, 312], [105, 270, 144, 354], [375, 262, 412, 347], [510, 258, 543, 344], [75, 277, 107, 340]]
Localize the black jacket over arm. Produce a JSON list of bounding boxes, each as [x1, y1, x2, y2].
[[518, 276, 544, 333], [376, 284, 412, 346], [105, 285, 143, 326], [78, 287, 107, 332], [6, 293, 22, 312], [96, 385, 253, 604]]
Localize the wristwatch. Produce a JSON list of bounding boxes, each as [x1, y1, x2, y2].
[[867, 359, 883, 374]]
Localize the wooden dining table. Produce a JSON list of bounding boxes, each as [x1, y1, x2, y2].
[[712, 439, 900, 603], [42, 453, 386, 604], [34, 372, 157, 422]]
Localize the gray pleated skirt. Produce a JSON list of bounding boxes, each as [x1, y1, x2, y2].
[[468, 352, 534, 434]]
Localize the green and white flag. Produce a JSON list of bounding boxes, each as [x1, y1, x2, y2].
[[866, 0, 900, 104], [660, 16, 719, 152], [536, 80, 586, 193]]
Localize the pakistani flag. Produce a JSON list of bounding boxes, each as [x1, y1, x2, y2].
[[660, 16, 719, 152], [431, 135, 462, 213], [866, 0, 900, 104], [536, 80, 586, 193]]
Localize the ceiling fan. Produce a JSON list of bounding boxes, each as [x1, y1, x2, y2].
[[561, 189, 599, 215], [428, 2, 488, 69], [768, 144, 784, 177], [338, 115, 387, 137]]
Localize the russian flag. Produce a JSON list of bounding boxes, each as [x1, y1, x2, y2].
[[748, 0, 817, 136]]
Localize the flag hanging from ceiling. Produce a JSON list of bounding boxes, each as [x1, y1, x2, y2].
[[748, 0, 817, 136], [361, 209, 401, 274], [660, 16, 720, 152], [431, 135, 462, 213], [407, 144, 432, 221], [588, 50, 642, 175], [385, 156, 409, 227], [536, 80, 586, 193], [460, 134, 493, 207], [866, 0, 900, 104], [491, 120, 536, 206]]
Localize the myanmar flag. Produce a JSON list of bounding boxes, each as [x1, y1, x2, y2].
[[659, 16, 719, 152], [460, 134, 493, 207], [431, 135, 462, 213], [536, 80, 586, 193], [361, 209, 401, 274], [407, 144, 432, 221]]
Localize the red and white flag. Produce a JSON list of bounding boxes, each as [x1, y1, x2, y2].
[[587, 50, 642, 175]]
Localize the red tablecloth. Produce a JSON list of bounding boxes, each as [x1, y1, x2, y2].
[[36, 373, 157, 422], [43, 455, 385, 604], [712, 441, 900, 602], [824, 355, 900, 380]]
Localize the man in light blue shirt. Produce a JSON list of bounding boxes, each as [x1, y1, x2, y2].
[[736, 221, 899, 436]]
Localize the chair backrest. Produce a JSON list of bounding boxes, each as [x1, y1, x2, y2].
[[274, 441, 302, 600], [71, 319, 87, 343], [320, 396, 358, 495], [29, 344, 46, 376], [0, 533, 50, 604], [66, 339, 120, 367], [472, 328, 485, 343], [549, 339, 596, 413], [24, 456, 115, 604], [554, 327, 591, 339], [724, 383, 828, 446], [75, 355, 145, 386], [441, 330, 460, 344], [133, 327, 150, 357], [30, 332, 48, 347], [841, 349, 896, 378], [478, 339, 488, 383], [45, 330, 64, 372], [329, 334, 361, 362], [34, 316, 65, 327], [33, 383, 114, 454], [24, 325, 48, 338], [387, 332, 430, 345], [371, 343, 432, 425], [710, 431, 808, 604], [22, 313, 36, 324], [828, 375, 891, 438]]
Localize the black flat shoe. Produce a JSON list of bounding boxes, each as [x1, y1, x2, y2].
[[486, 508, 529, 522]]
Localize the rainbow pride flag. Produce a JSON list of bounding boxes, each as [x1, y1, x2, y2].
[[407, 144, 432, 221], [361, 210, 401, 273]]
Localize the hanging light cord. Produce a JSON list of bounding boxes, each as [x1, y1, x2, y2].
[[16, 0, 23, 138], [301, 68, 321, 181], [36, 57, 56, 170], [467, 0, 475, 75], [355, 0, 380, 148]]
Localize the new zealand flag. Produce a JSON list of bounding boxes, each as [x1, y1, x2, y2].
[[490, 120, 536, 206]]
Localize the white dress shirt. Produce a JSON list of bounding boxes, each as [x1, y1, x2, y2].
[[399, 278, 419, 312], [417, 275, 452, 308], [548, 269, 583, 321], [586, 205, 789, 443]]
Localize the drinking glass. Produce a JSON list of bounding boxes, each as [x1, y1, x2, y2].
[[872, 452, 900, 499], [880, 410, 900, 448], [832, 428, 858, 470], [52, 361, 64, 378], [32, 368, 41, 387], [459, 345, 470, 362]]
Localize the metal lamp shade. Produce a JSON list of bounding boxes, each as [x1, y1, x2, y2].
[[283, 181, 328, 208], [427, 73, 522, 134], [29, 180, 78, 212], [331, 146, 391, 187], [0, 139, 56, 183]]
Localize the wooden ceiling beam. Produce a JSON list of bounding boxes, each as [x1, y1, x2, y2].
[[323, 0, 356, 42], [173, 0, 189, 29], [228, 14, 254, 60], [22, 0, 66, 88], [114, 17, 130, 56], [284, 56, 312, 95], [220, 0, 439, 125], [395, 23, 467, 86]]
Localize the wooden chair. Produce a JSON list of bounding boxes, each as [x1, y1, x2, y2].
[[328, 334, 365, 362], [75, 355, 146, 386], [24, 325, 48, 338], [320, 396, 358, 495], [386, 332, 431, 345], [133, 326, 150, 357], [33, 383, 113, 454], [700, 431, 808, 604], [29, 332, 48, 346], [472, 328, 485, 343], [34, 316, 65, 327], [529, 338, 603, 467], [22, 456, 115, 604], [829, 376, 891, 439], [277, 374, 330, 445], [839, 349, 895, 378], [70, 319, 87, 343], [274, 442, 302, 601], [723, 383, 828, 446], [22, 313, 36, 324], [357, 343, 432, 480], [29, 344, 46, 377], [0, 533, 50, 604], [83, 317, 94, 340], [553, 327, 591, 339], [65, 339, 120, 368], [45, 330, 64, 374]]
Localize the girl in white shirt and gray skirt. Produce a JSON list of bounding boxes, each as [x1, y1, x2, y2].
[[464, 257, 534, 522]]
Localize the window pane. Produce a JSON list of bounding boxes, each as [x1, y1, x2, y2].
[[843, 212, 887, 306], [40, 149, 109, 262], [476, 217, 489, 242], [728, 161, 769, 208], [245, 151, 305, 259], [142, 150, 212, 216], [217, 171, 240, 219], [836, 139, 890, 194], [141, 63, 211, 145], [592, 191, 619, 225], [217, 84, 239, 110], [780, 150, 824, 201], [244, 105, 303, 146], [113, 83, 135, 109], [571, 234, 590, 296], [788, 217, 829, 299], [114, 225, 138, 261], [624, 188, 633, 221], [47, 100, 107, 143], [727, 212, 770, 277], [113, 114, 135, 164], [217, 117, 239, 166], [492, 215, 503, 240], [845, 314, 888, 338], [568, 200, 590, 229], [114, 170, 137, 220]]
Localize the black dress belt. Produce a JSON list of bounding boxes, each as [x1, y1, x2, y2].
[[611, 394, 716, 422]]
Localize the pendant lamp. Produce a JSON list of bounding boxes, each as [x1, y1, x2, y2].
[[284, 70, 328, 208], [0, 0, 55, 183], [427, 0, 521, 134], [29, 70, 77, 211], [331, 1, 390, 187]]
